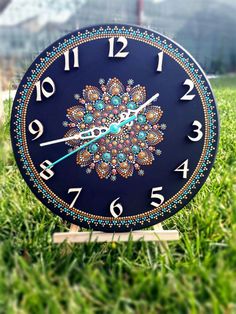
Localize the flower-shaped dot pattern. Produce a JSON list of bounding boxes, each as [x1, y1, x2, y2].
[[63, 78, 165, 181]]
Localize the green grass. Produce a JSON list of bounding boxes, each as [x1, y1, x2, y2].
[[0, 75, 236, 314]]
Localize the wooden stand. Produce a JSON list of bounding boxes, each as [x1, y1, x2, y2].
[[53, 223, 179, 244]]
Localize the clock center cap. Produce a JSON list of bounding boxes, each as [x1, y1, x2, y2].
[[109, 123, 121, 134]]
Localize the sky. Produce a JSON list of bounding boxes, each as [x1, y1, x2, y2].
[[0, 0, 85, 26]]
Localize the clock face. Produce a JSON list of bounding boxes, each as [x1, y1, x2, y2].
[[11, 24, 219, 232]]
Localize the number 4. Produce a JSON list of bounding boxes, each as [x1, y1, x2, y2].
[[174, 159, 189, 179]]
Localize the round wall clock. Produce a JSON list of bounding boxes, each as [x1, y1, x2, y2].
[[11, 24, 219, 232]]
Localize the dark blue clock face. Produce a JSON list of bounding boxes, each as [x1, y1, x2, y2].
[[11, 24, 219, 231]]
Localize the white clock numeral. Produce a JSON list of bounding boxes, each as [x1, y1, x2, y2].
[[64, 47, 79, 71], [180, 79, 196, 101], [35, 76, 56, 102], [68, 187, 82, 208], [110, 197, 123, 218], [174, 159, 189, 179], [108, 37, 129, 58], [39, 160, 54, 180], [28, 119, 44, 140], [188, 120, 203, 142], [156, 51, 164, 72], [150, 187, 165, 207]]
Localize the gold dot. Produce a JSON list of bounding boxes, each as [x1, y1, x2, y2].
[[112, 87, 120, 95], [146, 112, 154, 120], [138, 152, 145, 159]]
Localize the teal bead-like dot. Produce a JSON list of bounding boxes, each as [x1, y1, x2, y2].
[[84, 113, 94, 124], [111, 96, 121, 106], [102, 152, 112, 162], [117, 153, 126, 162], [132, 145, 140, 154], [94, 100, 104, 110], [110, 123, 120, 134], [137, 131, 147, 140], [137, 114, 146, 124], [89, 143, 99, 153], [127, 101, 137, 110]]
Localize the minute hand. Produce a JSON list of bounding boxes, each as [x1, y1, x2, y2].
[[119, 92, 159, 124], [133, 92, 159, 116]]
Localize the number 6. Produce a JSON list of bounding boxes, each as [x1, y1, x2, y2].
[[110, 197, 123, 218]]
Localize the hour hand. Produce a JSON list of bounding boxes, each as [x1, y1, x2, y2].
[[40, 126, 108, 147]]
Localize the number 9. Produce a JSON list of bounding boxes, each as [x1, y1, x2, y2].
[[28, 119, 44, 141]]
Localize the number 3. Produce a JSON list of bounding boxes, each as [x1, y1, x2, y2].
[[188, 120, 203, 142]]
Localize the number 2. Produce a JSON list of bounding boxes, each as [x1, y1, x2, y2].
[[108, 37, 129, 58], [180, 79, 195, 101]]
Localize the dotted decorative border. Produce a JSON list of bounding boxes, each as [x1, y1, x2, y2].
[[12, 25, 218, 229]]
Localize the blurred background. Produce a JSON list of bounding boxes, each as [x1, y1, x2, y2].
[[0, 0, 236, 93]]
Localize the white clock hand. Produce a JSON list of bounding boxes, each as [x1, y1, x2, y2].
[[119, 92, 159, 124], [40, 126, 108, 147]]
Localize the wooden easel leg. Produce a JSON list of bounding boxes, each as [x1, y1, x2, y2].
[[69, 224, 80, 232], [153, 223, 169, 253]]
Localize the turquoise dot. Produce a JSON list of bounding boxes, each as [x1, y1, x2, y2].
[[84, 114, 94, 124], [137, 114, 146, 124], [111, 96, 121, 106], [89, 143, 98, 153], [102, 152, 111, 162], [127, 101, 137, 110], [109, 123, 120, 134], [137, 131, 147, 140], [117, 153, 126, 162], [132, 145, 140, 154], [95, 100, 104, 110]]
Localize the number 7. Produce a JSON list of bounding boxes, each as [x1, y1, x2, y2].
[[68, 188, 82, 208]]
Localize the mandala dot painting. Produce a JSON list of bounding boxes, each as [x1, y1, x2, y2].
[[63, 77, 165, 181]]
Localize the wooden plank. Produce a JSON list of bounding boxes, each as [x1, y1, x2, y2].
[[53, 229, 179, 244]]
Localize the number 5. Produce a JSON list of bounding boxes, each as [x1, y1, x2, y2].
[[150, 187, 165, 207]]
